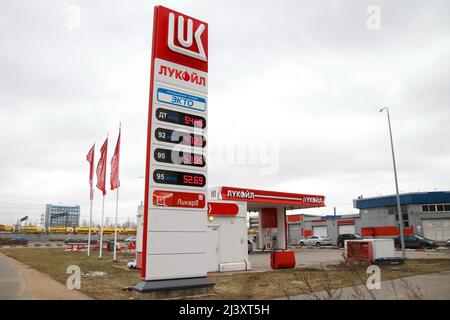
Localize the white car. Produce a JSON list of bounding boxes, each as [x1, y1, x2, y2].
[[298, 235, 332, 247], [125, 237, 136, 243]]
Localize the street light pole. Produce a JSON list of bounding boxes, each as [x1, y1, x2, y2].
[[379, 107, 406, 259]]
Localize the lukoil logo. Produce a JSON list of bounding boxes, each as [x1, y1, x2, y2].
[[168, 12, 207, 62]]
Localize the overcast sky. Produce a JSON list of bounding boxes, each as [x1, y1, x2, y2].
[[0, 0, 449, 225]]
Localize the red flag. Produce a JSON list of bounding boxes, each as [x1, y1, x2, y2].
[[96, 138, 108, 196], [110, 127, 121, 190], [86, 144, 95, 200]]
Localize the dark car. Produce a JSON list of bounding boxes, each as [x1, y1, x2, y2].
[[393, 234, 437, 249], [11, 237, 29, 245], [447, 239, 450, 247], [12, 236, 29, 242], [64, 238, 96, 244], [0, 237, 29, 245], [337, 233, 362, 248]]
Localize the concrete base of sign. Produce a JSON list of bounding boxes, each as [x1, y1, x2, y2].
[[133, 277, 215, 299], [219, 261, 251, 272]]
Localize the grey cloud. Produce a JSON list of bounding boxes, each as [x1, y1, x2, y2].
[[0, 0, 449, 223]]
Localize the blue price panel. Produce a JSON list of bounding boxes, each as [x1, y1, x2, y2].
[[156, 87, 206, 112]]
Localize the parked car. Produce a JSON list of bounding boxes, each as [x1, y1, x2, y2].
[[298, 235, 332, 247], [125, 237, 136, 243], [446, 239, 450, 247], [247, 240, 253, 253], [11, 237, 29, 245], [0, 237, 29, 245], [12, 236, 29, 242], [393, 234, 437, 249], [337, 233, 362, 248], [64, 237, 96, 244]]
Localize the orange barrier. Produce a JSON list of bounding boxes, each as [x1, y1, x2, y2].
[[270, 250, 296, 269]]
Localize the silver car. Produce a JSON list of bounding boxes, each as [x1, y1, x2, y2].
[[298, 235, 332, 247]]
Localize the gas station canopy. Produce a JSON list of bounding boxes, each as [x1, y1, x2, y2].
[[209, 186, 326, 211]]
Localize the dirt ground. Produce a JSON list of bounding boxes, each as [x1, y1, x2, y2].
[[1, 247, 450, 300]]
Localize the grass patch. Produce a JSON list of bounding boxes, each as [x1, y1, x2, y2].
[[1, 248, 140, 300], [1, 248, 449, 300], [206, 259, 450, 299]]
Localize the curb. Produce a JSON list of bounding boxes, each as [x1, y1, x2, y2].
[[0, 243, 67, 248], [396, 248, 437, 252]]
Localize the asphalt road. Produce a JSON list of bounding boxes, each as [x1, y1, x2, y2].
[[0, 253, 27, 299], [0, 253, 89, 300]]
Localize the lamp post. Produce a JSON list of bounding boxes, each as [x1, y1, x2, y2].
[[379, 107, 406, 259]]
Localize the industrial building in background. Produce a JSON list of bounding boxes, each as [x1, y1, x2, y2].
[[354, 191, 450, 242], [287, 191, 450, 245], [44, 204, 80, 229], [287, 213, 361, 245]]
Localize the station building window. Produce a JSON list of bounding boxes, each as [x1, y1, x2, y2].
[[421, 204, 450, 212]]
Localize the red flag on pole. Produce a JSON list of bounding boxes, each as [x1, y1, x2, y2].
[[110, 127, 121, 190], [86, 144, 95, 200], [96, 138, 108, 196]]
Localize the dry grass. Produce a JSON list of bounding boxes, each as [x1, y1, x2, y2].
[[1, 248, 449, 300], [0, 248, 140, 300], [206, 259, 450, 300]]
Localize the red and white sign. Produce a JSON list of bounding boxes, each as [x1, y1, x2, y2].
[[220, 186, 325, 207], [142, 6, 208, 282], [207, 202, 239, 216], [153, 190, 205, 209], [153, 6, 208, 72]]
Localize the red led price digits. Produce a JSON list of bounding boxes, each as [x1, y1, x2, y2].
[[183, 115, 204, 128], [182, 134, 205, 147], [154, 148, 205, 167], [183, 174, 204, 186]]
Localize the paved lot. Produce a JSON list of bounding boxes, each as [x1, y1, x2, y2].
[[0, 253, 26, 299], [284, 270, 450, 300], [249, 247, 450, 271], [0, 253, 90, 300]]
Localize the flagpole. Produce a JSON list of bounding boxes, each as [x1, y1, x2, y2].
[[112, 123, 121, 262], [86, 143, 95, 257], [99, 194, 105, 259], [113, 187, 119, 261], [87, 188, 93, 257]]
